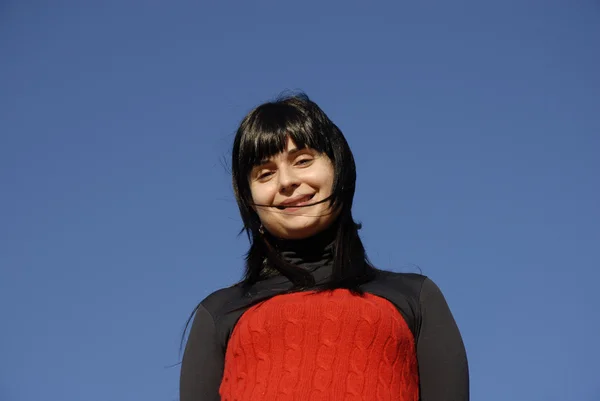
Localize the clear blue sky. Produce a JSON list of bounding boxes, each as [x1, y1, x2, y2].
[[1, 2, 599, 401]]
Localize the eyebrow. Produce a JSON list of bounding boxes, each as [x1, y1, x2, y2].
[[256, 147, 306, 166]]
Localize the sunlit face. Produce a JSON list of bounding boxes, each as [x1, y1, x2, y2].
[[249, 137, 338, 240]]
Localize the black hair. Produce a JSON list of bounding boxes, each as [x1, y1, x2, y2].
[[231, 92, 377, 291], [179, 92, 376, 358]]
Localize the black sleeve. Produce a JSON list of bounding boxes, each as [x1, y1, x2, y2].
[[180, 304, 224, 401], [417, 278, 469, 401]]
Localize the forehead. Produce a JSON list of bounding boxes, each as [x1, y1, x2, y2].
[[284, 137, 300, 152]]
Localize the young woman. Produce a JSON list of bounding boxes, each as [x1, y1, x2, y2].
[[180, 94, 469, 401]]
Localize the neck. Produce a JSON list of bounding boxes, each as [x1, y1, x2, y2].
[[266, 225, 336, 272]]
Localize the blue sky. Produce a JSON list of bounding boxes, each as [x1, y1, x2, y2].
[[1, 1, 599, 400]]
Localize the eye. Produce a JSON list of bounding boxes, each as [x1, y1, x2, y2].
[[257, 170, 274, 180], [295, 157, 313, 166]]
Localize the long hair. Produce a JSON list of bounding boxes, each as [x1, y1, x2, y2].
[[231, 92, 376, 292], [180, 92, 376, 357]]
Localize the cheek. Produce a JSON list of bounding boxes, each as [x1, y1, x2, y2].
[[326, 173, 335, 192], [319, 167, 335, 194], [250, 183, 274, 205]]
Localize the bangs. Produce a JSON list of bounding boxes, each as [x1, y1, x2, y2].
[[236, 102, 332, 172], [232, 92, 356, 222]]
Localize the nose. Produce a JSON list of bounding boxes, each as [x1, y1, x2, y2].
[[277, 165, 300, 193]]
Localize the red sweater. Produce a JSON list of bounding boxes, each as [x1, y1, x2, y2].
[[219, 289, 419, 401]]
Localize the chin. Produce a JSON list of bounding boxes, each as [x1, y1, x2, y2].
[[264, 208, 337, 239], [278, 220, 325, 240]]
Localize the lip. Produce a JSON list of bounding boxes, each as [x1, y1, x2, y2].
[[277, 194, 315, 209]]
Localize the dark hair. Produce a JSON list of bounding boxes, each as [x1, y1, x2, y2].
[[179, 92, 376, 358], [231, 92, 376, 291]]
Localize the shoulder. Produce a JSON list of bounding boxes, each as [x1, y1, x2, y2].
[[373, 270, 449, 301], [372, 269, 429, 298], [375, 269, 427, 283], [364, 270, 445, 338], [199, 283, 246, 318]]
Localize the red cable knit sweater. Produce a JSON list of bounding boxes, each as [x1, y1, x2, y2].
[[219, 289, 419, 401]]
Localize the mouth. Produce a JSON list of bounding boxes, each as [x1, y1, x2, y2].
[[276, 194, 315, 210]]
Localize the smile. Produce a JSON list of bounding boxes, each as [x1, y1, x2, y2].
[[276, 194, 315, 210]]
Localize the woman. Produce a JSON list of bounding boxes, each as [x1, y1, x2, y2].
[[180, 93, 469, 401]]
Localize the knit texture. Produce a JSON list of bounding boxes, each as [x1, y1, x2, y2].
[[219, 289, 419, 401]]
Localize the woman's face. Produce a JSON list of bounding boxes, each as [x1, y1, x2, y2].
[[249, 137, 338, 240]]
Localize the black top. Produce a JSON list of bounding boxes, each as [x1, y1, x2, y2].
[[180, 234, 469, 401]]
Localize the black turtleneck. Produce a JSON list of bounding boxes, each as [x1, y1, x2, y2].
[[268, 227, 335, 272], [261, 222, 337, 275], [180, 233, 469, 401]]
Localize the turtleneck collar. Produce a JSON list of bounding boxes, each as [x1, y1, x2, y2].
[[265, 224, 336, 272]]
